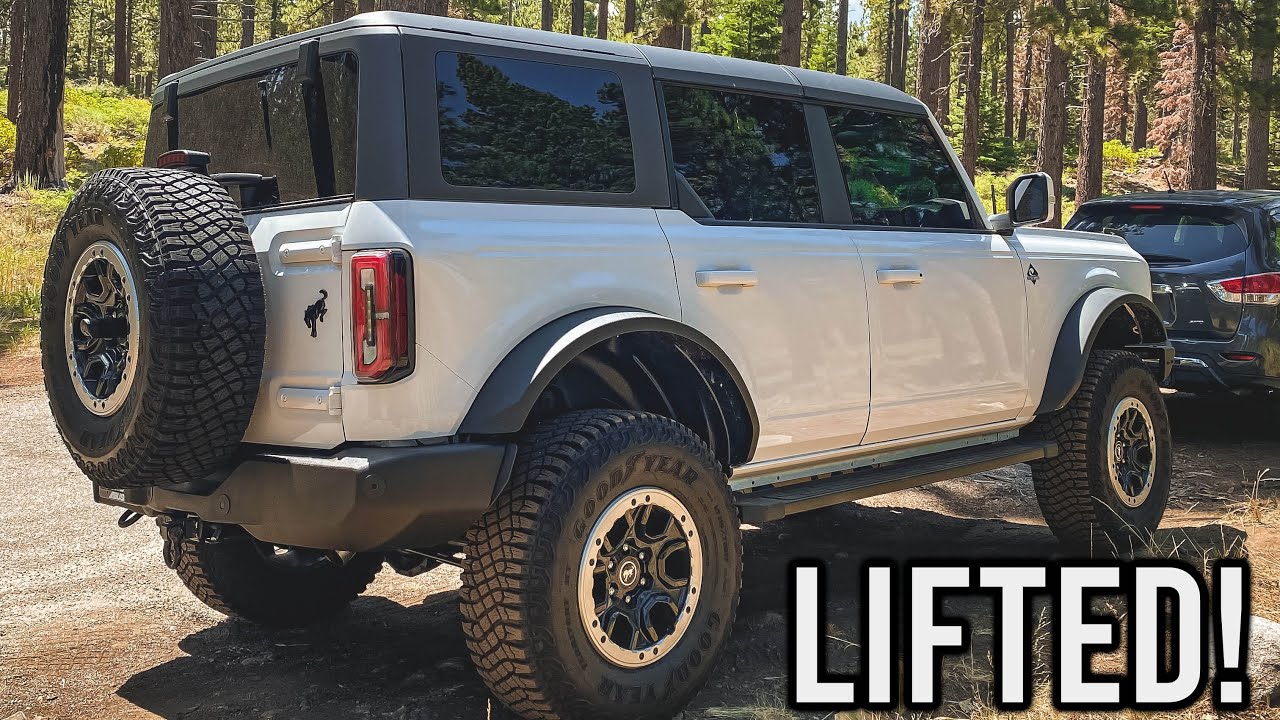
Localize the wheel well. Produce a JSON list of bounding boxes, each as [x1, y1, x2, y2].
[[1092, 301, 1168, 363], [529, 331, 754, 470]]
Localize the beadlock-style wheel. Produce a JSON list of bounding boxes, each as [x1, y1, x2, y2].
[[64, 240, 140, 417], [1106, 396, 1156, 508], [577, 487, 704, 668]]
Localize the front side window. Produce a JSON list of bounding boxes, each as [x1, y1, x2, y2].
[[435, 53, 636, 193], [826, 107, 974, 229], [156, 52, 359, 207], [663, 85, 820, 224]]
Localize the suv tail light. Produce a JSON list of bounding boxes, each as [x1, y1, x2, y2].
[[1207, 273, 1280, 306], [351, 249, 413, 382]]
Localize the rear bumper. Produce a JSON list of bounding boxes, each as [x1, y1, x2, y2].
[[1168, 340, 1280, 392], [95, 441, 516, 552]]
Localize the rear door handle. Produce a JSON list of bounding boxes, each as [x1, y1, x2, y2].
[[696, 270, 758, 288], [877, 269, 924, 285]]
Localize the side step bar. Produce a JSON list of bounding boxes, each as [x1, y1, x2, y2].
[[735, 438, 1059, 524]]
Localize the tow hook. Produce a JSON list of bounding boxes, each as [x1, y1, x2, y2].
[[117, 510, 143, 528]]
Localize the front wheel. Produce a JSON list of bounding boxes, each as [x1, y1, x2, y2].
[[1026, 349, 1173, 552], [460, 410, 741, 720]]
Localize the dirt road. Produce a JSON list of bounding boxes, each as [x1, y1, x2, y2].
[[3, 383, 1279, 719]]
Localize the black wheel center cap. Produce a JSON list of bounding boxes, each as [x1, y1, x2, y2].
[[617, 558, 640, 590]]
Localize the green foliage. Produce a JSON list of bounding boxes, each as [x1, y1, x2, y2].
[[63, 83, 150, 145], [0, 115, 14, 180], [697, 0, 783, 62]]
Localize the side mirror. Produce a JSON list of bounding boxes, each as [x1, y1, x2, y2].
[[988, 172, 1055, 232]]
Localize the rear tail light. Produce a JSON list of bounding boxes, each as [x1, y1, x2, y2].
[[1222, 352, 1259, 362], [1207, 272, 1280, 306], [351, 249, 413, 382]]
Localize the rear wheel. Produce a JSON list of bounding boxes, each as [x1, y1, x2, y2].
[[168, 527, 383, 628], [460, 410, 741, 720], [1026, 350, 1172, 552]]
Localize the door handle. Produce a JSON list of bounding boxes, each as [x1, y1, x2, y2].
[[696, 270, 758, 288], [877, 269, 924, 285]]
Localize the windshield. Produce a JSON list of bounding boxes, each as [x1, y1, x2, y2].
[[1067, 205, 1250, 266]]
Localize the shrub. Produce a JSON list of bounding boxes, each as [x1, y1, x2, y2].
[[0, 115, 14, 179]]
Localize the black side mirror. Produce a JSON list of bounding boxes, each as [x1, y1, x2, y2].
[[1006, 172, 1054, 226]]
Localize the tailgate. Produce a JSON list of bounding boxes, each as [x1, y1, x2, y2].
[[240, 204, 350, 448]]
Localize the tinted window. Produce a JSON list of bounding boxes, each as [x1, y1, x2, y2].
[[826, 107, 973, 229], [1068, 206, 1250, 265], [663, 85, 820, 223], [436, 53, 635, 193], [149, 53, 359, 207]]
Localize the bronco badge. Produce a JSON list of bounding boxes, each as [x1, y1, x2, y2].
[[304, 290, 328, 337]]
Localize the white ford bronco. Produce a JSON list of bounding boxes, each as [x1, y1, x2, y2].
[[42, 12, 1174, 720]]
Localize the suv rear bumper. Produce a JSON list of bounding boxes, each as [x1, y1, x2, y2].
[[95, 442, 516, 552], [1168, 337, 1280, 392]]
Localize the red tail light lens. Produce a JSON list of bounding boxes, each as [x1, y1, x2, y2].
[[351, 249, 413, 382], [1222, 352, 1259, 362], [1208, 272, 1280, 306]]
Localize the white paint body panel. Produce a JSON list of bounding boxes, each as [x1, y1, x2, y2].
[[242, 199, 1151, 471], [657, 210, 872, 462]]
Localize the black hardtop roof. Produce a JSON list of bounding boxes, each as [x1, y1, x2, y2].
[[155, 11, 925, 114], [1080, 189, 1280, 212]]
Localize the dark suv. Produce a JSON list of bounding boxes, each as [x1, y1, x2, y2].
[[1069, 190, 1280, 393]]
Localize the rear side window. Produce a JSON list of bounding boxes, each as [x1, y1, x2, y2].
[[826, 107, 974, 229], [152, 52, 359, 207], [1068, 206, 1250, 265], [662, 85, 820, 224], [435, 53, 635, 193]]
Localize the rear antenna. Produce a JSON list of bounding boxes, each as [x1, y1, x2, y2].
[[1164, 170, 1176, 194]]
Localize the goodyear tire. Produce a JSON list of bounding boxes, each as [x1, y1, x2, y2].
[[41, 168, 266, 489], [460, 410, 741, 720], [1026, 350, 1173, 552]]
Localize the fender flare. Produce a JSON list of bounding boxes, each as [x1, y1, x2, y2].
[[1035, 287, 1172, 415], [458, 307, 760, 459]]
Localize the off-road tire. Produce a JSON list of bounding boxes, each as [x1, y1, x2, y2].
[[1025, 349, 1172, 552], [41, 168, 266, 489], [171, 532, 383, 628], [460, 410, 741, 720]]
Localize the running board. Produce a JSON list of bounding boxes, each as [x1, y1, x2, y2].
[[735, 438, 1059, 524]]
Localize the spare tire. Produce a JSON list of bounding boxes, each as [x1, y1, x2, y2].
[[41, 168, 266, 489]]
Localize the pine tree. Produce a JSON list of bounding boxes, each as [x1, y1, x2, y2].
[[9, 0, 68, 187], [1077, 49, 1106, 202], [1244, 0, 1276, 188], [961, 0, 986, 177], [1187, 0, 1218, 189], [780, 0, 802, 65], [1036, 0, 1069, 226], [916, 0, 950, 124]]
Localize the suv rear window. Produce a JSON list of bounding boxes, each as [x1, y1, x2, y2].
[[1068, 205, 1250, 265], [145, 52, 359, 207], [435, 53, 636, 193]]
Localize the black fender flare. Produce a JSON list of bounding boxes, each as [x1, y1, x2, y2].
[[1035, 287, 1172, 415], [458, 307, 760, 459]]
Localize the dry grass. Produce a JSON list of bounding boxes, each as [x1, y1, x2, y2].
[[0, 185, 69, 354]]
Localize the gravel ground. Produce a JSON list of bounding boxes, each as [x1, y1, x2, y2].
[[3, 384, 1279, 719]]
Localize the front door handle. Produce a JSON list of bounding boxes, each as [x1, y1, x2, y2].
[[696, 270, 758, 288], [877, 268, 925, 285]]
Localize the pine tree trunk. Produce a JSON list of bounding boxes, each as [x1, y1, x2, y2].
[[358, 0, 376, 12], [1036, 1, 1069, 227], [884, 2, 895, 84], [270, 0, 280, 38], [1133, 75, 1149, 151], [334, 0, 354, 22], [10, 0, 67, 188], [1187, 0, 1218, 189], [1077, 51, 1106, 203], [836, 0, 849, 74], [8, 0, 25, 119], [86, 5, 96, 82], [570, 0, 583, 34], [240, 0, 256, 48], [112, 0, 129, 85], [961, 0, 985, 178], [655, 20, 682, 47], [1244, 0, 1275, 188], [597, 0, 607, 38], [1003, 9, 1015, 138], [623, 0, 635, 34], [780, 0, 802, 66], [541, 0, 552, 29], [196, 1, 219, 59], [159, 0, 198, 77], [1231, 89, 1243, 163], [1016, 20, 1034, 141], [916, 0, 950, 123], [892, 2, 909, 89]]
